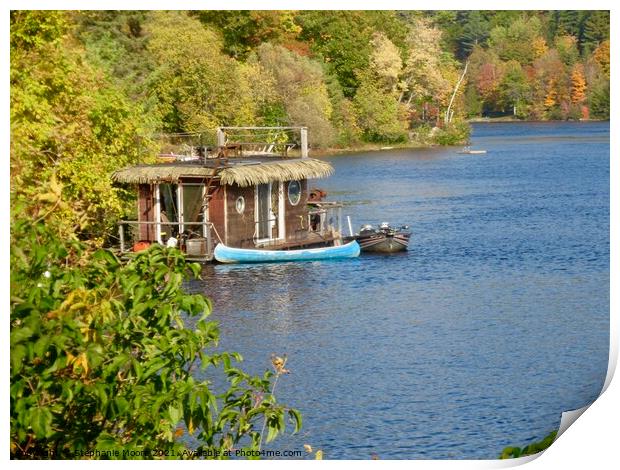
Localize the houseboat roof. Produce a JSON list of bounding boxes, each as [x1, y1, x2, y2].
[[112, 157, 333, 187]]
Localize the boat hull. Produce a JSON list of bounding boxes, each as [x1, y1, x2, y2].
[[347, 232, 410, 253], [214, 240, 360, 263]]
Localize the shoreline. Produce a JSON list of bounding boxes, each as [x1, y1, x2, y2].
[[309, 141, 433, 158], [308, 118, 609, 158]]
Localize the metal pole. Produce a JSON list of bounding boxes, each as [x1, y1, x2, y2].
[[347, 216, 353, 237]]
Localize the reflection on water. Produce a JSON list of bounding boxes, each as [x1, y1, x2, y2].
[[187, 121, 609, 459]]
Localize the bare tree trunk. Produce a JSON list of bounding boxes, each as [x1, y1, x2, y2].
[[445, 61, 469, 124]]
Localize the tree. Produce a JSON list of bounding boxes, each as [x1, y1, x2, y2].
[[296, 11, 407, 97], [488, 16, 543, 64], [10, 199, 300, 458], [456, 11, 490, 58], [593, 40, 610, 78], [193, 10, 302, 58], [581, 11, 610, 53], [146, 12, 260, 132], [399, 18, 452, 112], [570, 64, 587, 104], [554, 35, 579, 66], [369, 32, 402, 92], [11, 11, 157, 245], [353, 72, 407, 143], [256, 43, 335, 147], [498, 61, 531, 116], [589, 81, 609, 119]]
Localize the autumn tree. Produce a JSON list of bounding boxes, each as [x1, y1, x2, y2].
[[369, 32, 402, 92], [194, 10, 302, 58], [256, 43, 335, 147], [146, 12, 265, 133], [10, 11, 157, 244], [593, 40, 610, 78], [570, 64, 587, 104], [398, 18, 452, 117], [488, 16, 543, 64]]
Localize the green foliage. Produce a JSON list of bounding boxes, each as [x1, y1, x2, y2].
[[194, 11, 301, 58], [589, 81, 610, 119], [10, 211, 300, 459], [10, 11, 67, 50], [256, 44, 335, 147], [11, 12, 157, 246], [353, 74, 407, 143], [433, 120, 471, 146], [500, 431, 557, 459], [488, 16, 543, 64], [296, 11, 407, 97]]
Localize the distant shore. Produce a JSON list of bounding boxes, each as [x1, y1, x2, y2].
[[467, 116, 609, 123], [311, 141, 430, 158]]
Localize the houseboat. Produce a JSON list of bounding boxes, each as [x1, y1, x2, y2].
[[112, 127, 351, 262]]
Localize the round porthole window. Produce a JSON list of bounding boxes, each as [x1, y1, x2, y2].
[[288, 180, 301, 206], [235, 196, 245, 214]]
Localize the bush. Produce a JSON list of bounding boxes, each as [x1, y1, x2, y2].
[[500, 430, 557, 459], [10, 216, 300, 459], [432, 120, 471, 146]]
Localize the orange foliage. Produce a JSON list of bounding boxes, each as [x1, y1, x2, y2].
[[570, 64, 587, 104]]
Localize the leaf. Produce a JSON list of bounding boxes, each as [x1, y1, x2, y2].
[[288, 409, 302, 434], [30, 407, 53, 439], [168, 404, 182, 424], [11, 327, 34, 345], [11, 345, 27, 374]]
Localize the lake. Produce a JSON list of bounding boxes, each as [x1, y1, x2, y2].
[[188, 121, 609, 459]]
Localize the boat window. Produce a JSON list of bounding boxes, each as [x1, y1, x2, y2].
[[288, 180, 301, 206], [235, 196, 245, 214]]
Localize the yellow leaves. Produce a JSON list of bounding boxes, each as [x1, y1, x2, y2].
[[271, 354, 290, 375], [66, 351, 89, 376], [303, 443, 324, 459], [531, 37, 548, 59], [570, 64, 587, 104], [593, 40, 610, 78], [187, 418, 195, 435]]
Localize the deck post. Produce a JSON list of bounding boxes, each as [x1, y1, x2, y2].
[[216, 128, 226, 148], [206, 222, 213, 260], [119, 223, 125, 253], [300, 127, 308, 158]]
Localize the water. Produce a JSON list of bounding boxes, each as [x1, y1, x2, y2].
[[187, 121, 609, 459]]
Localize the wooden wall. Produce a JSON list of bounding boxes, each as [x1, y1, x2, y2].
[[223, 180, 309, 248], [284, 179, 309, 244], [225, 184, 256, 248], [137, 184, 155, 241], [208, 185, 226, 246]]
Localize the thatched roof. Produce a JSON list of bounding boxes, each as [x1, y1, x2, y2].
[[219, 159, 333, 187], [112, 164, 216, 184], [112, 158, 333, 187]]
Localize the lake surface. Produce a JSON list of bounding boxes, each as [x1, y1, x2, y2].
[[188, 121, 609, 459]]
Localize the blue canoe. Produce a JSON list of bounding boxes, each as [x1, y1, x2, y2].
[[214, 240, 360, 264]]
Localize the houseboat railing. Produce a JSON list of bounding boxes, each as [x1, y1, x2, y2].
[[117, 221, 216, 261], [308, 202, 343, 237]]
